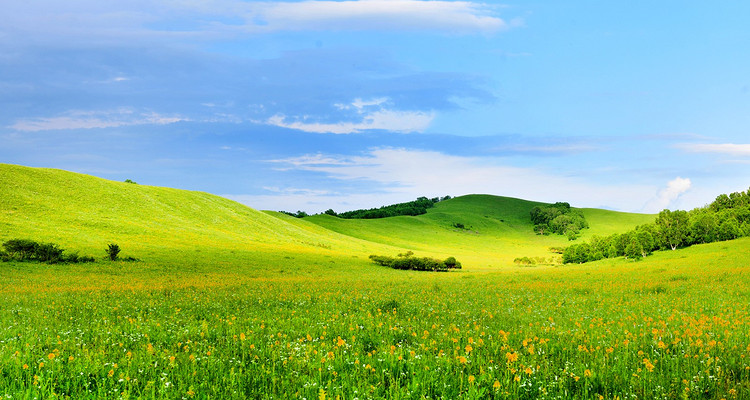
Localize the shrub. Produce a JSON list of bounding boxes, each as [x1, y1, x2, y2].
[[78, 255, 96, 263], [106, 243, 121, 261], [368, 255, 395, 266], [34, 242, 64, 263], [3, 239, 38, 261], [369, 253, 461, 272], [444, 256, 462, 269], [1, 238, 96, 264]]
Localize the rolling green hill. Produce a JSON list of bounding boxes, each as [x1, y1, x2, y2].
[[305, 194, 655, 267], [1, 163, 656, 270], [0, 163, 400, 273]]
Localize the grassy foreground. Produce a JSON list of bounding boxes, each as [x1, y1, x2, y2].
[[1, 164, 749, 399]]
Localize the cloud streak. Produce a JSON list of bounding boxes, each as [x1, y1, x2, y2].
[[265, 98, 435, 134], [677, 143, 750, 157], [242, 1, 513, 34], [9, 109, 187, 132], [2, 0, 514, 46]]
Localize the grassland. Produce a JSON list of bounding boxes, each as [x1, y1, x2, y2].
[[1, 163, 749, 399]]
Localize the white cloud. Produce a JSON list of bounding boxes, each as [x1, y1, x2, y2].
[[241, 1, 511, 34], [3, 0, 513, 45], [677, 143, 750, 157], [642, 177, 692, 213], [9, 109, 188, 132], [265, 98, 435, 134], [236, 148, 659, 212]]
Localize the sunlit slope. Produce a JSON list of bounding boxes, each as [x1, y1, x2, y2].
[[0, 164, 395, 266], [306, 194, 656, 267]]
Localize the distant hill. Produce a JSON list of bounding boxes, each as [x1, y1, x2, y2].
[[305, 194, 655, 267], [0, 163, 655, 268]]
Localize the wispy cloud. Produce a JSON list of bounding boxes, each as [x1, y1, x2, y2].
[[265, 98, 435, 134], [677, 143, 750, 157], [253, 148, 656, 212], [2, 0, 515, 46], [9, 109, 187, 132], [241, 1, 514, 34]]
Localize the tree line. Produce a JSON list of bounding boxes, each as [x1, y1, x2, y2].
[[562, 188, 750, 264], [530, 202, 589, 240], [281, 196, 452, 220]]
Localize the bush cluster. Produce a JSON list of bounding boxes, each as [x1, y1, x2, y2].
[[1, 239, 95, 264], [562, 188, 750, 264], [530, 202, 589, 239], [369, 251, 462, 272]]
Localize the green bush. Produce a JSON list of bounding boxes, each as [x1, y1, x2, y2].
[[369, 253, 461, 272], [3, 239, 38, 261], [106, 243, 121, 261], [443, 256, 462, 269], [34, 242, 64, 263], [1, 239, 96, 264]]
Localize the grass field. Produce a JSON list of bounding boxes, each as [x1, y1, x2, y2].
[[1, 163, 749, 399]]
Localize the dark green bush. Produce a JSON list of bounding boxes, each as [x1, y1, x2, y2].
[[369, 253, 461, 272], [3, 239, 38, 260], [368, 255, 395, 266], [34, 242, 64, 263], [1, 239, 96, 264], [106, 243, 121, 261], [443, 256, 462, 269]]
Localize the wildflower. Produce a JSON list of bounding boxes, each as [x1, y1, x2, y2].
[[465, 344, 473, 353], [525, 367, 533, 375], [457, 356, 468, 364], [240, 332, 246, 341], [493, 380, 501, 390], [68, 356, 74, 362], [47, 353, 55, 360], [108, 369, 115, 377], [319, 388, 326, 400], [23, 364, 29, 370], [514, 375, 521, 382], [584, 369, 592, 378], [505, 352, 518, 363], [468, 375, 475, 385]]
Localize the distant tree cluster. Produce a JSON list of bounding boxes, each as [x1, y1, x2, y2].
[[369, 251, 462, 272], [530, 202, 589, 239], [0, 239, 95, 264], [282, 196, 452, 219], [279, 210, 309, 218], [563, 188, 750, 264]]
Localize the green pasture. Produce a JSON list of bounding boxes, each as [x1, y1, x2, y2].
[[1, 163, 748, 399]]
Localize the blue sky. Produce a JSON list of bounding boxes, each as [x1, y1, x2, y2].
[[2, 1, 749, 214]]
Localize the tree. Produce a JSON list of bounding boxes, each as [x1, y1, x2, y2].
[[624, 240, 643, 261], [689, 211, 717, 244], [655, 209, 689, 250]]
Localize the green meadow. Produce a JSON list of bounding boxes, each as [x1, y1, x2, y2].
[[1, 163, 749, 399]]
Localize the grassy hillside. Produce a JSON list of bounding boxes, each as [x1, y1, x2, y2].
[[306, 194, 655, 267], [0, 163, 401, 275]]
